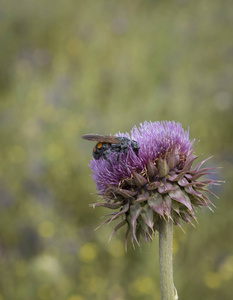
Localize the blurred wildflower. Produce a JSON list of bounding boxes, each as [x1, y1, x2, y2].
[[88, 121, 219, 247]]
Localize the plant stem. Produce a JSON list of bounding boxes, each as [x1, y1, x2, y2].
[[159, 217, 175, 300]]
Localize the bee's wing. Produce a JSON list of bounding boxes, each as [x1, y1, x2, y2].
[[82, 134, 121, 144]]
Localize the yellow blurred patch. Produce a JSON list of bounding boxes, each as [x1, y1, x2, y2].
[[204, 272, 221, 289], [67, 295, 84, 300], [79, 243, 97, 262], [46, 143, 64, 161], [219, 255, 233, 280], [129, 276, 155, 296], [108, 239, 124, 258], [38, 221, 55, 238]]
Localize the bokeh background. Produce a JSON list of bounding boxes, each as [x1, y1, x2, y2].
[[1, 0, 233, 299]]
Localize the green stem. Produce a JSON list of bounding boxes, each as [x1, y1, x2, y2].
[[159, 217, 176, 300]]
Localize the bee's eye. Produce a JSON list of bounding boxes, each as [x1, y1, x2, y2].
[[97, 142, 103, 149]]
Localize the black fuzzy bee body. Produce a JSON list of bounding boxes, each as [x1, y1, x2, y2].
[[82, 134, 140, 164]]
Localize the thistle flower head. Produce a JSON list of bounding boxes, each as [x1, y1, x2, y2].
[[88, 121, 218, 247]]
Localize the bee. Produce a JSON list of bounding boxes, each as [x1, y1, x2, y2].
[[82, 134, 140, 165]]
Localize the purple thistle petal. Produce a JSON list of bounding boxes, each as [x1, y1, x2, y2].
[[90, 121, 194, 195]]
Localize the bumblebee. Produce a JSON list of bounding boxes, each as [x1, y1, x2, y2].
[[82, 134, 140, 165]]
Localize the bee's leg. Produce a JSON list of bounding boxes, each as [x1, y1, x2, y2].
[[116, 152, 127, 169], [103, 152, 113, 167]]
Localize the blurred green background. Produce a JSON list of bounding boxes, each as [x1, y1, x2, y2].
[[0, 0, 232, 299]]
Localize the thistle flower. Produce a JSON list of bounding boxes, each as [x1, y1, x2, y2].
[[89, 121, 218, 247]]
